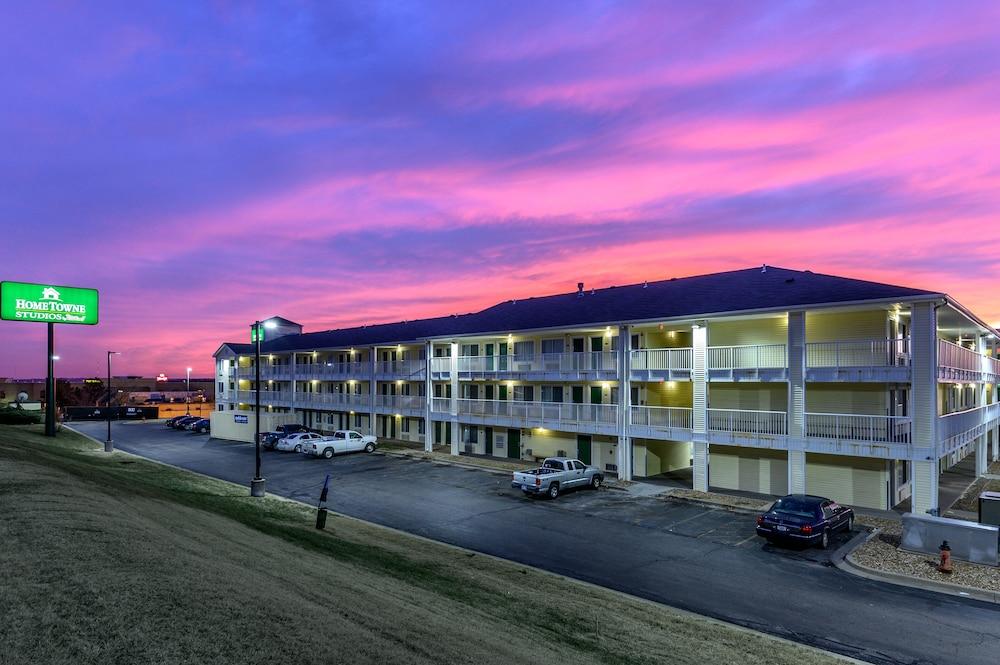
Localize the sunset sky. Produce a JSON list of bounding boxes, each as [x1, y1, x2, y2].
[[2, 1, 999, 378]]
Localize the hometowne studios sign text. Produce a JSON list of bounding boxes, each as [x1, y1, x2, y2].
[[0, 281, 100, 325]]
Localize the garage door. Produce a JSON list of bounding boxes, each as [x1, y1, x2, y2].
[[710, 446, 788, 495], [806, 454, 887, 509]]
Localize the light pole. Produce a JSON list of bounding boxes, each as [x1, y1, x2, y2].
[[106, 351, 120, 452], [185, 367, 192, 415], [250, 319, 277, 497]]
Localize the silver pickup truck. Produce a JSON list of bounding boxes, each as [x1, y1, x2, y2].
[[511, 457, 604, 498]]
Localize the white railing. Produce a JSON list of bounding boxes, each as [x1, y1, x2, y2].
[[374, 394, 424, 411], [376, 359, 425, 376], [431, 397, 451, 413], [457, 399, 618, 426], [938, 339, 993, 377], [234, 390, 293, 405], [707, 344, 787, 370], [295, 392, 370, 409], [260, 364, 293, 378], [430, 357, 452, 373], [939, 403, 1000, 442], [630, 405, 692, 431], [297, 362, 370, 378], [707, 408, 787, 436], [806, 338, 910, 368], [630, 348, 692, 371], [805, 413, 911, 444], [456, 352, 617, 374]]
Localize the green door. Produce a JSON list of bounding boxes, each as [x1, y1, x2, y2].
[[485, 427, 494, 456], [499, 342, 508, 371], [507, 428, 520, 459], [572, 386, 584, 404], [590, 386, 603, 404], [485, 343, 495, 371], [499, 384, 508, 401], [591, 337, 603, 352], [577, 435, 592, 465], [434, 421, 442, 445]]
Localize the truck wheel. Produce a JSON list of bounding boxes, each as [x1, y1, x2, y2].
[[590, 475, 602, 489], [365, 442, 375, 453], [294, 444, 302, 453], [323, 448, 334, 459], [547, 483, 560, 499]]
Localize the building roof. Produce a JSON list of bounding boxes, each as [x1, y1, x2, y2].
[[216, 266, 941, 355]]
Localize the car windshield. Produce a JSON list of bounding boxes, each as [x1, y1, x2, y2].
[[770, 497, 819, 518]]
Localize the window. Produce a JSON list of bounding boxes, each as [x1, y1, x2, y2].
[[514, 340, 535, 359], [573, 461, 585, 471], [541, 339, 562, 354], [218, 381, 224, 393], [334, 431, 347, 439], [631, 333, 640, 349], [461, 343, 480, 356], [541, 385, 563, 402], [351, 432, 362, 439], [513, 385, 534, 401]]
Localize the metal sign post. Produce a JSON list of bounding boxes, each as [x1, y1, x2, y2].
[[316, 473, 331, 529]]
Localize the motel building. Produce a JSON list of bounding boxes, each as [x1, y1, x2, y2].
[[212, 266, 1000, 514]]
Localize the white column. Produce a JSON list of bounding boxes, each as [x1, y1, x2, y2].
[[424, 341, 434, 452], [787, 311, 806, 493], [450, 341, 460, 456], [369, 347, 377, 437], [692, 322, 708, 491], [290, 353, 297, 415], [616, 324, 632, 481], [910, 301, 939, 515], [976, 335, 989, 476]]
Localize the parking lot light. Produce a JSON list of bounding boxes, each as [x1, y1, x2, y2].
[[250, 320, 269, 498]]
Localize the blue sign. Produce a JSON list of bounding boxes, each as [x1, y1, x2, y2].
[[234, 414, 248, 424]]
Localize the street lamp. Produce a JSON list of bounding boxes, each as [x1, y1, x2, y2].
[[250, 319, 277, 497], [106, 351, 120, 452], [185, 367, 192, 415]]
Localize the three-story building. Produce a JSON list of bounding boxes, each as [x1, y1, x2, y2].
[[213, 266, 1000, 513]]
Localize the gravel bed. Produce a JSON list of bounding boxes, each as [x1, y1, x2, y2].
[[669, 489, 772, 512], [953, 477, 1000, 512], [851, 517, 1000, 593]]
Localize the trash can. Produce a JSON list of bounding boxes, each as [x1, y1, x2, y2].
[[979, 491, 1000, 526]]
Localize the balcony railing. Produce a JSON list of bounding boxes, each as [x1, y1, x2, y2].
[[630, 348, 692, 371], [374, 394, 424, 411], [805, 413, 911, 445], [299, 362, 370, 378], [295, 392, 370, 409], [937, 339, 999, 380], [375, 359, 425, 377], [451, 352, 617, 375], [939, 403, 1000, 444], [431, 397, 451, 413], [630, 405, 692, 431], [456, 398, 618, 426], [707, 408, 787, 436], [234, 390, 293, 405], [806, 338, 910, 368], [707, 344, 787, 370]]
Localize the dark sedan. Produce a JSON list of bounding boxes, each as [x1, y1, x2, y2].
[[190, 418, 211, 434], [755, 494, 854, 549]]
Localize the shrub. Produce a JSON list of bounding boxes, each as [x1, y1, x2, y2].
[[0, 408, 41, 425]]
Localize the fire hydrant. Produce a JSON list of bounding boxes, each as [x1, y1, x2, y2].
[[938, 540, 953, 574]]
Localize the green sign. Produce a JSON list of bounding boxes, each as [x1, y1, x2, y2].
[[250, 323, 265, 343], [0, 281, 99, 325]]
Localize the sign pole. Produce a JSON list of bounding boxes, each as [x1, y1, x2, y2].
[[45, 322, 55, 436]]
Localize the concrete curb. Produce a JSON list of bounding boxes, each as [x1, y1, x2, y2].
[[59, 424, 865, 665], [667, 494, 767, 516], [376, 449, 514, 477], [831, 526, 1000, 605]]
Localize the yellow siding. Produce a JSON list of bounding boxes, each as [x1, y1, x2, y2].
[[709, 383, 787, 411], [709, 317, 787, 346], [634, 440, 691, 476], [641, 329, 692, 349], [709, 445, 788, 494], [805, 310, 888, 342], [806, 453, 888, 509], [806, 384, 887, 416], [644, 381, 693, 407]]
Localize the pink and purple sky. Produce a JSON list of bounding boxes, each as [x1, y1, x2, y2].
[[2, 1, 1000, 378]]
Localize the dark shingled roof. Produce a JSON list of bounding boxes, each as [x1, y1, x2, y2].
[[218, 266, 939, 355]]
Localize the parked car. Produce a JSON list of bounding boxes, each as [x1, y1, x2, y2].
[[171, 416, 200, 429], [190, 418, 211, 434], [275, 431, 326, 453], [755, 494, 854, 549], [165, 416, 185, 428], [263, 424, 313, 449], [305, 430, 377, 458], [511, 457, 603, 498]]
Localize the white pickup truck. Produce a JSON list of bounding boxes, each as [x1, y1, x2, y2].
[[511, 457, 603, 498], [304, 430, 378, 458]]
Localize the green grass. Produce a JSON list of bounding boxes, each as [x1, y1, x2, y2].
[[0, 424, 851, 665]]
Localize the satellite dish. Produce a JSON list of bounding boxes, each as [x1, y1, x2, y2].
[[14, 392, 28, 410]]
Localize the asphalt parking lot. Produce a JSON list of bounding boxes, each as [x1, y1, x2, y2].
[[67, 421, 1000, 665]]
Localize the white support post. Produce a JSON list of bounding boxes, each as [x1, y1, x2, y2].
[[450, 341, 460, 456], [369, 347, 377, 437], [910, 302, 939, 515], [787, 311, 806, 494], [616, 324, 632, 481], [290, 353, 297, 415], [976, 335, 989, 476], [424, 341, 433, 452], [692, 322, 708, 492]]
